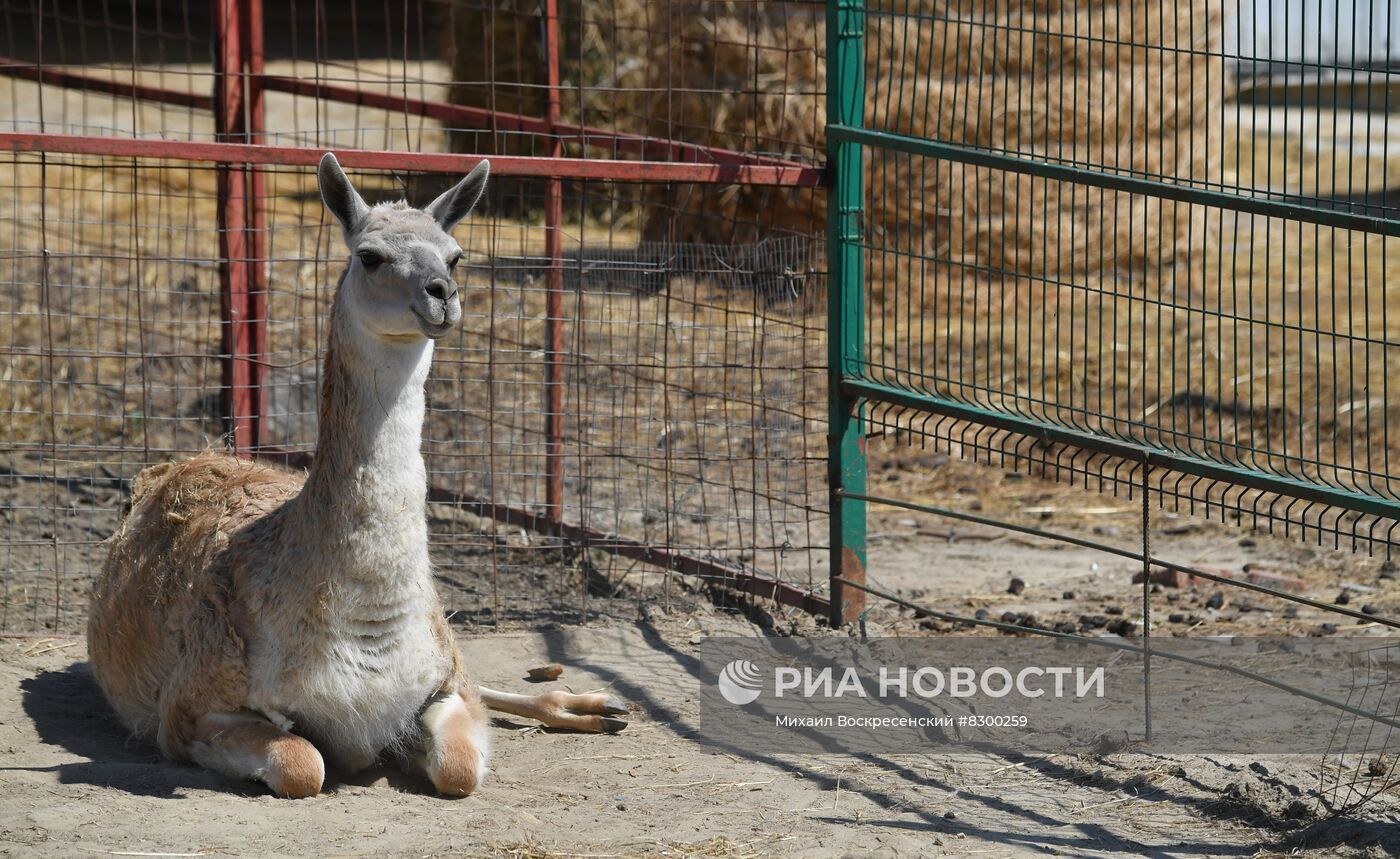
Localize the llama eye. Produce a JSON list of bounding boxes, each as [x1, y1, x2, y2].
[[447, 253, 462, 271], [357, 250, 385, 269]]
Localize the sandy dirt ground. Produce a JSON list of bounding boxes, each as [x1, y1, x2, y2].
[[844, 450, 1400, 639], [1, 613, 1397, 859]]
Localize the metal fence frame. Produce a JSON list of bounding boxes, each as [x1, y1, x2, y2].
[[3, 0, 1396, 627], [822, 0, 1400, 813], [823, 0, 1400, 625]]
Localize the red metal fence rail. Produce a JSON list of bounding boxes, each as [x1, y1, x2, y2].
[[543, 0, 565, 532], [0, 133, 823, 184]]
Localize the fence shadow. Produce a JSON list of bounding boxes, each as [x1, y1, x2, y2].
[[546, 621, 1400, 858]]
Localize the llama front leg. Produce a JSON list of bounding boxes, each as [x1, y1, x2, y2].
[[413, 689, 491, 796], [478, 686, 628, 732], [186, 711, 325, 798]]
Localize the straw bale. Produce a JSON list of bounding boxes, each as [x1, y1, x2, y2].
[[448, 0, 552, 156], [449, 0, 1227, 282], [862, 0, 1227, 291]]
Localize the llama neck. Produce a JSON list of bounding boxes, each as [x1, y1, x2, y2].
[[293, 291, 435, 584]]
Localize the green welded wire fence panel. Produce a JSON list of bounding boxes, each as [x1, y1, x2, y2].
[[826, 0, 1400, 550], [827, 0, 868, 625]]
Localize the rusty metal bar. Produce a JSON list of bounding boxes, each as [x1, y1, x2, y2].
[[244, 0, 269, 452], [543, 0, 565, 530], [0, 56, 814, 177], [0, 56, 215, 110], [428, 486, 830, 617], [0, 132, 824, 186], [0, 56, 811, 175], [255, 74, 810, 171], [212, 0, 260, 453]]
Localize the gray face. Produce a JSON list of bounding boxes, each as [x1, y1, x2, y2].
[[316, 152, 490, 343], [344, 206, 464, 341]]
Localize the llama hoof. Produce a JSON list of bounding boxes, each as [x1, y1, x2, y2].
[[477, 686, 633, 733], [269, 776, 323, 800], [599, 715, 628, 733]]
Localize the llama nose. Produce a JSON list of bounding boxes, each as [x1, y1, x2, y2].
[[425, 278, 456, 302]]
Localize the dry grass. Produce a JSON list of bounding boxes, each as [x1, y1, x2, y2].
[[0, 158, 517, 453]]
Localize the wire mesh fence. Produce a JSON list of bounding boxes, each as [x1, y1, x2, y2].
[[0, 0, 831, 633], [0, 152, 830, 631], [834, 0, 1400, 550], [826, 0, 1400, 816]]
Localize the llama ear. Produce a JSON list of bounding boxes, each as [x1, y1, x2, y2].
[[426, 160, 490, 232], [318, 152, 370, 237]]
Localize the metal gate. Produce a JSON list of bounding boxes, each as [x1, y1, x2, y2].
[[823, 0, 1400, 814], [826, 0, 1400, 616]]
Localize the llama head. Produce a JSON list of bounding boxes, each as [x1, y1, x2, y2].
[[317, 152, 490, 342]]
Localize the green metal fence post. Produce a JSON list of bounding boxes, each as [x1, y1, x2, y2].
[[827, 0, 867, 627]]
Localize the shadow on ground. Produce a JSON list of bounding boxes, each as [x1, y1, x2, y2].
[[10, 630, 1398, 857], [13, 662, 450, 799], [540, 622, 1400, 858], [13, 663, 244, 798]]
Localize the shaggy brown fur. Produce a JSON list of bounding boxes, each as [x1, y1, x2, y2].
[[89, 454, 305, 754]]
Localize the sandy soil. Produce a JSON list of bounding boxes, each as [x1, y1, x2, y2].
[[851, 451, 1400, 640], [1, 615, 1397, 859], [3, 445, 1400, 858]]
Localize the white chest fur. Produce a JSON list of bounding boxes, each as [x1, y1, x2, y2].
[[245, 585, 451, 769]]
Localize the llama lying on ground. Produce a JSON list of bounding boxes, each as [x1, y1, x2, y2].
[[87, 153, 626, 799]]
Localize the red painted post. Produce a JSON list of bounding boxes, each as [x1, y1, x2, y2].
[[244, 0, 268, 447], [543, 0, 565, 527], [213, 0, 257, 453], [212, 0, 265, 454]]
